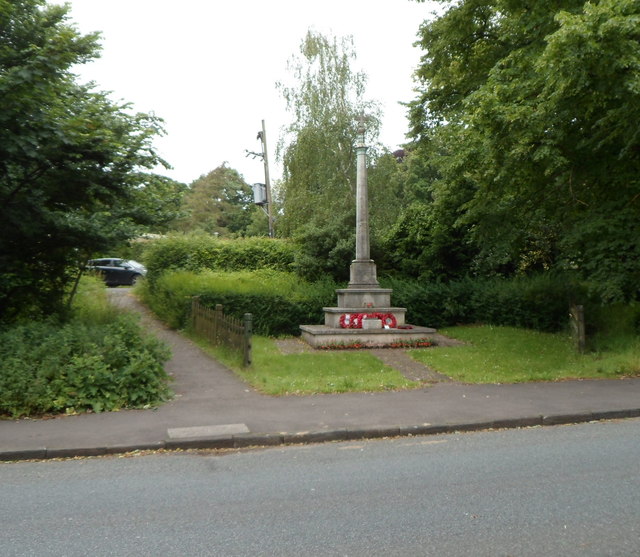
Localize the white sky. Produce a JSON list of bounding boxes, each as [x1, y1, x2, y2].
[[64, 0, 438, 185]]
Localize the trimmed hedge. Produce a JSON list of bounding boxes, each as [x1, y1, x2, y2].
[[141, 265, 598, 337], [383, 274, 588, 332], [134, 233, 625, 337], [142, 234, 296, 285], [138, 269, 337, 336]]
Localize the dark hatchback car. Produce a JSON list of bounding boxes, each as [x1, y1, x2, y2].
[[87, 258, 147, 287]]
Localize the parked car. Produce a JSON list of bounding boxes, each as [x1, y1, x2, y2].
[[87, 258, 147, 287]]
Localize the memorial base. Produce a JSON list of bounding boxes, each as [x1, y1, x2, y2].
[[299, 324, 437, 348]]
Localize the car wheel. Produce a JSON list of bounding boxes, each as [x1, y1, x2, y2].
[[130, 274, 141, 286]]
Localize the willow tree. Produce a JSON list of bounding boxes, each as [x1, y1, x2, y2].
[[275, 30, 381, 279], [276, 32, 379, 226]]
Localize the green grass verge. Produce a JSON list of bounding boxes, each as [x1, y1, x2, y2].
[[409, 325, 640, 383], [187, 334, 419, 395], [186, 325, 640, 392]]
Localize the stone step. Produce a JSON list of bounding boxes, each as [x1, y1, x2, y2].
[[299, 324, 437, 348]]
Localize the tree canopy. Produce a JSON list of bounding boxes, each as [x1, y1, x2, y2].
[[276, 30, 381, 237], [405, 0, 640, 300], [275, 30, 409, 280], [172, 164, 261, 237], [0, 0, 184, 321]]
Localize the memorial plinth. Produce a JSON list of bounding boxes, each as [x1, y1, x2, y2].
[[300, 118, 436, 348], [299, 324, 437, 348]]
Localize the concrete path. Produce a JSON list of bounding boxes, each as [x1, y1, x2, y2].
[[1, 289, 639, 460]]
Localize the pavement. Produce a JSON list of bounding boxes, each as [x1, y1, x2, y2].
[[1, 289, 639, 461]]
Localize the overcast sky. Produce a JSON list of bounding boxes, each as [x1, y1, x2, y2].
[[64, 0, 438, 185]]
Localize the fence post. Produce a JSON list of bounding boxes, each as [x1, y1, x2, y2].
[[570, 304, 586, 354], [192, 296, 200, 330], [214, 304, 223, 345], [243, 313, 253, 367]]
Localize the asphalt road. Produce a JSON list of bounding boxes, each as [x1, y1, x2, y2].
[[3, 419, 639, 556]]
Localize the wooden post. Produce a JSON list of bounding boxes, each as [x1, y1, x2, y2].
[[243, 313, 253, 367], [215, 304, 223, 345], [192, 296, 200, 331], [570, 304, 586, 354]]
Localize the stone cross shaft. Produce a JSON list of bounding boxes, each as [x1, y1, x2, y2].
[[298, 115, 422, 344], [355, 123, 370, 261], [348, 119, 379, 288]]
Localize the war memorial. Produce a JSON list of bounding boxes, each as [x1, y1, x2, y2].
[[300, 118, 436, 348]]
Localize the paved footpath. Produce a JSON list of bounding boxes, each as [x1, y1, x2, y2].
[[2, 289, 639, 460]]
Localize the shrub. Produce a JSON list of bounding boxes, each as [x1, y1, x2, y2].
[[138, 269, 337, 336], [141, 233, 296, 285], [290, 219, 355, 282], [0, 276, 172, 418], [587, 302, 640, 351], [384, 273, 587, 332], [142, 268, 592, 336]]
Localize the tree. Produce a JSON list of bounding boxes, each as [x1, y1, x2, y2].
[[382, 148, 478, 279], [275, 30, 390, 279], [276, 30, 381, 238], [0, 0, 183, 321], [172, 164, 259, 237], [408, 0, 640, 299]]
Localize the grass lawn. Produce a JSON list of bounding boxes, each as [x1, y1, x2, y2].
[[188, 325, 640, 394], [409, 325, 640, 383], [189, 334, 419, 395]]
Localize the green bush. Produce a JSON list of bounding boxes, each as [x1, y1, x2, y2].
[[138, 269, 336, 336], [141, 234, 297, 285], [290, 218, 355, 282], [0, 277, 172, 418], [384, 273, 587, 332], [587, 302, 640, 351], [142, 268, 591, 336]]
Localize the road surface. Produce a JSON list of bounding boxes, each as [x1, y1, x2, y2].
[[2, 419, 639, 556]]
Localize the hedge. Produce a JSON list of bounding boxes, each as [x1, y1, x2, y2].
[[138, 269, 336, 336], [141, 234, 296, 285], [384, 273, 589, 332], [141, 265, 600, 337]]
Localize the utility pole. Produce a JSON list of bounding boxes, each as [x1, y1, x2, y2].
[[259, 120, 275, 238]]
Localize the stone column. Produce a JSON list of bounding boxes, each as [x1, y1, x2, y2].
[[355, 122, 370, 261], [349, 118, 379, 288]]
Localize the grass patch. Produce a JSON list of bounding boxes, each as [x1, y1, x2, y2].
[[409, 325, 640, 383], [187, 334, 418, 395]]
